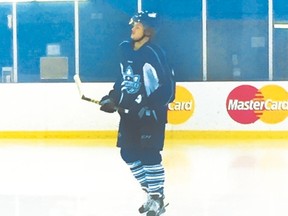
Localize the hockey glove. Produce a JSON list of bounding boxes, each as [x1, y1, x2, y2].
[[99, 95, 116, 113]]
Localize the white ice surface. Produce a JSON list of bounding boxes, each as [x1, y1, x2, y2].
[[0, 140, 287, 216]]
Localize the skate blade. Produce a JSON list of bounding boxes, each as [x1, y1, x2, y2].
[[157, 203, 169, 216]]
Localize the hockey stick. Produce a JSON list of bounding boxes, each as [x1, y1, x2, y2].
[[73, 74, 101, 104], [73, 74, 128, 113]]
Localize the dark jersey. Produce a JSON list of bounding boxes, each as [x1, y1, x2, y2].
[[110, 40, 175, 123]]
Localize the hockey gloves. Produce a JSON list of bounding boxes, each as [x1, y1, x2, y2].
[[99, 95, 116, 113]]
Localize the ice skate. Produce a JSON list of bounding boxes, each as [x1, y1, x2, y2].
[[146, 195, 168, 216], [139, 194, 153, 214]]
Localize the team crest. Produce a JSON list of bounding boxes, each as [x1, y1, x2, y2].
[[121, 65, 141, 94]]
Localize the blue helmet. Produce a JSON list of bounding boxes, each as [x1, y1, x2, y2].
[[129, 11, 158, 29]]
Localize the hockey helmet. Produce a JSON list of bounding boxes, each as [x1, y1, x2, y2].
[[129, 11, 158, 29]]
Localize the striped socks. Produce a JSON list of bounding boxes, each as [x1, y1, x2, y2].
[[128, 160, 165, 196]]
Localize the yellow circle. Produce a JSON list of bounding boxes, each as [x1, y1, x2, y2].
[[167, 85, 195, 124], [259, 85, 288, 124]]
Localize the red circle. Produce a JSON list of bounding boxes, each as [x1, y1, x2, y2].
[[226, 85, 263, 124]]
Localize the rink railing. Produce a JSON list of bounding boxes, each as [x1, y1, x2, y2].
[[0, 82, 288, 141]]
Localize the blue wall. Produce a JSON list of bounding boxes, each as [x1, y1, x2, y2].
[[0, 0, 287, 82]]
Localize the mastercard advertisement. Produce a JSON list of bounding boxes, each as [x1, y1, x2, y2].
[[226, 84, 288, 124], [167, 85, 195, 124], [168, 83, 288, 126]]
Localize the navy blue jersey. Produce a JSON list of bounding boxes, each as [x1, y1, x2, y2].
[[109, 40, 175, 123]]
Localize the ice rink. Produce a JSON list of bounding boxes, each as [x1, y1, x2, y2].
[[0, 138, 288, 216]]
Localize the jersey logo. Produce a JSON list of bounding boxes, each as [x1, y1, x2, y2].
[[121, 65, 141, 94]]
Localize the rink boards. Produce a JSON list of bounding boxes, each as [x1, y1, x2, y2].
[[0, 81, 287, 140]]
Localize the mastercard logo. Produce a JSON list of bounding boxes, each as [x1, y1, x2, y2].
[[167, 85, 195, 124], [226, 84, 288, 124]]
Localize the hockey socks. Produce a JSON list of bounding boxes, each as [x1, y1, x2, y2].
[[127, 160, 148, 191], [127, 161, 166, 214], [127, 161, 165, 196], [143, 164, 165, 196]]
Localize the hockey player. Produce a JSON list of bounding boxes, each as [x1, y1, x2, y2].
[[99, 11, 175, 216]]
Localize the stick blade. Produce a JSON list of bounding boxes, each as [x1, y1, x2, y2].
[[73, 74, 83, 97]]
